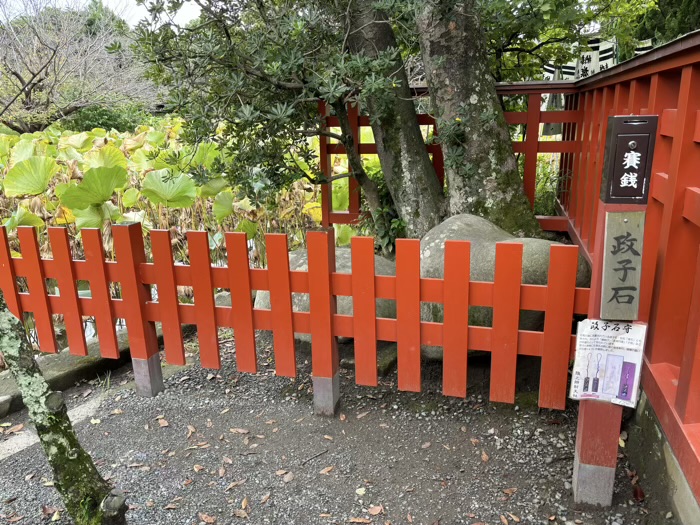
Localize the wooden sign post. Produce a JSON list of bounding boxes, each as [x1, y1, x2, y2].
[[573, 115, 658, 506]]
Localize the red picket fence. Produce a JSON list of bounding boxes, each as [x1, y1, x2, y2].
[[0, 224, 588, 410]]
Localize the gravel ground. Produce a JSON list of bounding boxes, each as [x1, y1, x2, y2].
[[0, 333, 677, 525]]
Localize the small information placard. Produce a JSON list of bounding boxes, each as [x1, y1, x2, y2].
[[569, 319, 647, 408]]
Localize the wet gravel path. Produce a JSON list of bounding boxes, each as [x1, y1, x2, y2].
[[0, 335, 675, 525]]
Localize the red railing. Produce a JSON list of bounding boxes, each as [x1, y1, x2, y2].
[[318, 82, 580, 232], [568, 33, 700, 501], [0, 224, 587, 409]]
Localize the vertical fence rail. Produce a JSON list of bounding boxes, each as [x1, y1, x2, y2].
[[490, 243, 523, 403], [539, 245, 579, 409], [48, 228, 87, 356], [82, 228, 119, 358], [442, 241, 470, 398], [151, 229, 185, 366], [17, 227, 57, 354], [351, 236, 378, 386], [395, 239, 421, 392], [226, 232, 257, 373], [187, 231, 221, 369], [266, 233, 296, 377]]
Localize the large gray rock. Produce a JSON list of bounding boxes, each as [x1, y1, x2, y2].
[[420, 214, 591, 359], [254, 247, 397, 342]]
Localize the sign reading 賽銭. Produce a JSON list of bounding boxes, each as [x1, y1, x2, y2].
[[600, 116, 657, 205]]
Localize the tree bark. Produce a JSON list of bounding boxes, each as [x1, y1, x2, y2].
[[416, 0, 541, 237], [0, 291, 128, 525], [347, 2, 445, 238]]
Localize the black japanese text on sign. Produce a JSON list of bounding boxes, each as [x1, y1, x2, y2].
[[601, 212, 645, 321], [600, 116, 658, 205]]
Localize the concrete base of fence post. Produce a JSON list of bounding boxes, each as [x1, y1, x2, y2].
[[572, 455, 616, 506], [572, 400, 622, 506], [132, 354, 164, 397], [313, 373, 340, 416]]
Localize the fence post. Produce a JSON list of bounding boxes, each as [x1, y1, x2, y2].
[[307, 228, 340, 416], [573, 115, 657, 506], [113, 223, 164, 397]]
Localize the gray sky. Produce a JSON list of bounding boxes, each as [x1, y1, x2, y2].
[[102, 0, 201, 27]]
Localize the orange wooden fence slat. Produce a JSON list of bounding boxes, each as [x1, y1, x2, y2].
[[442, 241, 470, 398], [351, 236, 378, 386], [539, 245, 579, 409], [17, 227, 57, 354], [675, 246, 700, 424], [396, 239, 421, 392], [187, 231, 221, 369], [48, 228, 87, 356], [225, 233, 257, 373], [266, 234, 296, 377], [307, 230, 338, 378], [81, 229, 119, 358], [112, 224, 159, 361], [490, 242, 523, 403], [0, 227, 22, 318], [150, 230, 185, 365]]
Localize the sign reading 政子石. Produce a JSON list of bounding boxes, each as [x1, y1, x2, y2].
[[600, 116, 658, 205], [600, 211, 645, 321]]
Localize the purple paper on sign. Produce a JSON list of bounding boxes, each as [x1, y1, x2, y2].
[[617, 362, 636, 401]]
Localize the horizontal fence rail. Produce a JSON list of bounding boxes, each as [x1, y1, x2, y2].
[[0, 224, 589, 410]]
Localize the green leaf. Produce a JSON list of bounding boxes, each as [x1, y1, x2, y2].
[[10, 139, 36, 165], [122, 187, 141, 208], [83, 144, 128, 170], [235, 219, 258, 238], [58, 132, 92, 151], [3, 156, 59, 197], [3, 207, 45, 231], [199, 176, 229, 198], [60, 166, 128, 210], [141, 169, 196, 208], [213, 190, 234, 222], [334, 224, 354, 246], [73, 202, 121, 230]]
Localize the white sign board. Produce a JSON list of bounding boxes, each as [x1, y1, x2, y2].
[[569, 319, 647, 408]]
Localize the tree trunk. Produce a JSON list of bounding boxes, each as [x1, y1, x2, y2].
[[416, 0, 541, 237], [0, 291, 128, 525], [347, 3, 445, 238]]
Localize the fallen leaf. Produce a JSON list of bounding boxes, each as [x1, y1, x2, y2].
[[470, 438, 480, 446], [481, 450, 489, 462], [282, 472, 294, 483], [225, 480, 246, 491], [233, 509, 248, 519], [633, 484, 645, 503], [230, 428, 249, 434], [193, 464, 205, 472], [187, 425, 196, 438], [500, 515, 508, 525], [164, 503, 179, 510], [198, 512, 216, 523], [158, 419, 169, 428], [223, 456, 233, 464], [548, 516, 556, 521], [24, 473, 34, 481], [502, 487, 517, 496], [348, 519, 371, 523], [241, 496, 248, 509], [111, 409, 124, 415], [356, 412, 369, 419], [407, 513, 414, 523], [89, 419, 101, 425], [368, 505, 384, 515], [219, 467, 226, 477], [7, 515, 23, 523], [421, 442, 431, 449], [183, 479, 193, 487], [319, 466, 334, 475], [276, 469, 287, 476], [51, 511, 60, 522], [339, 414, 347, 421], [507, 512, 521, 523], [260, 493, 270, 504], [6, 423, 24, 434], [355, 487, 366, 496], [324, 435, 334, 441]]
